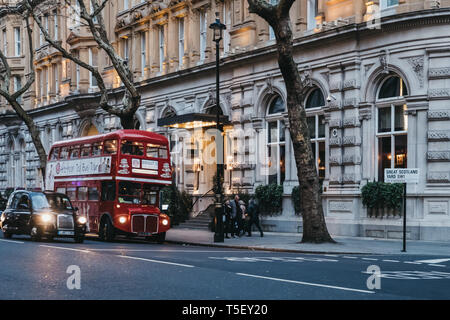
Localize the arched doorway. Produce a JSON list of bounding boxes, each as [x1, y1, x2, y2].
[[80, 123, 99, 137]]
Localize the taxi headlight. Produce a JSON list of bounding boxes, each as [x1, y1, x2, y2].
[[77, 216, 87, 224], [0, 215, 5, 222], [41, 214, 53, 223], [119, 216, 127, 224], [161, 219, 169, 226]]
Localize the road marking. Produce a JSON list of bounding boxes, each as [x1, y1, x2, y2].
[[324, 254, 339, 257], [83, 249, 240, 253], [404, 261, 422, 265], [0, 239, 24, 244], [428, 264, 446, 268], [40, 245, 91, 253], [342, 256, 357, 259], [362, 258, 378, 261], [382, 260, 400, 263], [236, 273, 374, 294], [415, 258, 450, 264], [118, 255, 194, 268]]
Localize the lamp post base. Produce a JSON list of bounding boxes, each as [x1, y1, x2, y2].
[[213, 196, 224, 243]]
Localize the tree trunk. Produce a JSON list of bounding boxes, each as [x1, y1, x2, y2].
[[248, 0, 334, 243]]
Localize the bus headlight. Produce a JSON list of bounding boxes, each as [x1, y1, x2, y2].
[[41, 214, 53, 223], [161, 219, 169, 226], [119, 216, 127, 224], [77, 216, 87, 224]]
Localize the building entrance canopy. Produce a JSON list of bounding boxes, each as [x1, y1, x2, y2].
[[157, 113, 229, 129]]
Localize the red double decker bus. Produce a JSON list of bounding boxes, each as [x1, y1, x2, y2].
[[45, 130, 172, 243]]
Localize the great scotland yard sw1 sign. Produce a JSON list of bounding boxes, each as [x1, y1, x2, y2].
[[384, 168, 419, 183], [384, 168, 419, 253]]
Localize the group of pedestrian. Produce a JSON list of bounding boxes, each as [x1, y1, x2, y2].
[[223, 195, 264, 238]]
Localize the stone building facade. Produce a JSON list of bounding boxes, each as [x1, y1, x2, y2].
[[1, 0, 450, 240]]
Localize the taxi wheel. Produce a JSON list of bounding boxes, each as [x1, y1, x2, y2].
[[30, 226, 42, 242], [99, 218, 115, 242], [74, 234, 85, 243]]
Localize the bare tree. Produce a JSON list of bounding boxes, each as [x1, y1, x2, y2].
[[247, 0, 334, 243], [0, 9, 48, 183], [27, 0, 141, 129]]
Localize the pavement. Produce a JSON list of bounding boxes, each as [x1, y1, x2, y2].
[[166, 228, 450, 256]]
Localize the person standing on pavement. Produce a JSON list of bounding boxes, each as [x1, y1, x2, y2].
[[239, 199, 247, 237], [246, 197, 264, 237], [229, 195, 242, 238], [223, 199, 232, 239]]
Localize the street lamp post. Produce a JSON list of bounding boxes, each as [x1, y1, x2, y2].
[[210, 12, 226, 243]]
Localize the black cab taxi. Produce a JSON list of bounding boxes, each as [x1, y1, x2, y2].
[[0, 190, 86, 243]]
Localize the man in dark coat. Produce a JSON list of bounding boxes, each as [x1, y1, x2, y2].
[[246, 197, 263, 237], [228, 195, 242, 237]]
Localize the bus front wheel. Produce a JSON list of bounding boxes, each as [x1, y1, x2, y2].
[[146, 232, 166, 244], [99, 217, 115, 242]]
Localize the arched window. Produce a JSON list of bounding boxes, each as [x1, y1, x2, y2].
[[376, 74, 408, 181], [305, 87, 326, 180], [268, 95, 285, 115], [305, 87, 325, 109], [378, 75, 408, 99], [266, 94, 286, 185]]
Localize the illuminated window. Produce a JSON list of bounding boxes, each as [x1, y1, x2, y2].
[[377, 75, 408, 181], [121, 140, 144, 156], [103, 140, 117, 155]]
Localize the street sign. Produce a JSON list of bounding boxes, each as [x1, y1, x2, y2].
[[384, 168, 420, 253], [384, 168, 419, 184]]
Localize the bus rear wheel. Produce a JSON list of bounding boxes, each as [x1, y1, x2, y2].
[[99, 217, 115, 242]]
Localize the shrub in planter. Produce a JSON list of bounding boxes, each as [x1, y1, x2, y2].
[[161, 183, 192, 226], [255, 183, 283, 216], [291, 186, 301, 215], [361, 182, 404, 218]]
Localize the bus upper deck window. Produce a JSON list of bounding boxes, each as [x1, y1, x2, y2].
[[104, 140, 117, 154], [60, 147, 69, 160], [121, 140, 143, 156], [147, 144, 159, 158], [50, 147, 60, 161], [81, 145, 91, 157], [92, 142, 102, 156], [70, 146, 80, 159], [159, 147, 168, 159]]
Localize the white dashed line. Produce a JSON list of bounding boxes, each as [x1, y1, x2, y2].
[[40, 245, 91, 253], [118, 255, 194, 268], [404, 261, 422, 265], [382, 260, 400, 263], [236, 273, 374, 294], [342, 256, 357, 259], [0, 239, 24, 244], [362, 258, 378, 261], [428, 264, 446, 268]]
